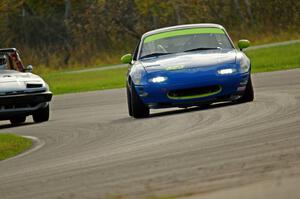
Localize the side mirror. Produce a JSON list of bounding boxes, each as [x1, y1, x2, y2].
[[121, 54, 133, 64], [25, 65, 33, 72], [238, 39, 250, 50]]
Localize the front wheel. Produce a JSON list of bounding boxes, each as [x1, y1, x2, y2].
[[236, 75, 254, 103], [32, 104, 50, 123], [197, 103, 212, 109], [10, 116, 26, 125], [126, 84, 133, 116], [130, 83, 149, 118]]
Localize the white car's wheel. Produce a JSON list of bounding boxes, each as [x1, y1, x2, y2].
[[10, 116, 26, 125], [32, 105, 50, 123]]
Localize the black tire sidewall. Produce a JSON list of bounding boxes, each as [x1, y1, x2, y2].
[[33, 104, 50, 123], [126, 84, 133, 116], [130, 83, 149, 118], [10, 116, 26, 125], [237, 74, 254, 103]]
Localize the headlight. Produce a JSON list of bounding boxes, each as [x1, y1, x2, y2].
[[133, 73, 142, 84], [217, 68, 237, 75], [45, 83, 50, 91], [240, 58, 250, 73], [149, 76, 168, 83]]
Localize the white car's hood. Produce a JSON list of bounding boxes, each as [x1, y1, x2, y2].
[[0, 70, 45, 93]]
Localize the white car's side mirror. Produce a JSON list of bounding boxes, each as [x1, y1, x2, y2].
[[26, 65, 33, 72]]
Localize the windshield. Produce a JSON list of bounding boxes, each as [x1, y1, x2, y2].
[[0, 55, 8, 70], [139, 27, 233, 59], [0, 51, 24, 72]]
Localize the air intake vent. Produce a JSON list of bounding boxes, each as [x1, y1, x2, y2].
[[27, 83, 43, 88], [5, 91, 25, 95], [168, 85, 222, 99]]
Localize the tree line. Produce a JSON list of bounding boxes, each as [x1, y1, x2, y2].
[[0, 0, 299, 68]]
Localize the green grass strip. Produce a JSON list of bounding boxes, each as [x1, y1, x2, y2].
[[41, 67, 127, 95], [0, 134, 33, 161], [246, 43, 300, 73]]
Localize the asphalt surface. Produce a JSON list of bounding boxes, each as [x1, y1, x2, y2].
[[0, 69, 300, 199]]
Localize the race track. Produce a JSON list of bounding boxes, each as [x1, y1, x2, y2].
[[0, 69, 300, 199]]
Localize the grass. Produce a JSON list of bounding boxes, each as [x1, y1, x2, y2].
[[40, 43, 300, 95], [41, 67, 128, 95], [0, 134, 33, 161], [246, 43, 300, 73]]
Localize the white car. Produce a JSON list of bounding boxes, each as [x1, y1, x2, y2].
[[0, 48, 52, 125]]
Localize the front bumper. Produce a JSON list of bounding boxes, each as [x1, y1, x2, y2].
[[135, 73, 249, 108], [0, 91, 52, 119]]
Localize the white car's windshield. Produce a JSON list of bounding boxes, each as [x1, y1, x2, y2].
[[0, 56, 8, 70], [0, 52, 23, 71], [140, 28, 233, 59]]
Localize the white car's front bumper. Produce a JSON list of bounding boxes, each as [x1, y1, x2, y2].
[[0, 91, 52, 120]]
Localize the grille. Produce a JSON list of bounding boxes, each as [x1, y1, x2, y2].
[[2, 89, 46, 96], [168, 85, 221, 99], [4, 91, 25, 95], [0, 103, 39, 110], [27, 83, 43, 88]]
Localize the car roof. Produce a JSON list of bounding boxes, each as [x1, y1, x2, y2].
[[0, 48, 17, 53], [142, 23, 226, 38]]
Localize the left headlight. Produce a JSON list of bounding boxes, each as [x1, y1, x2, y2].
[[149, 76, 168, 83]]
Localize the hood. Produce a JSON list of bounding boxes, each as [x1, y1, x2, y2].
[[0, 70, 45, 93], [140, 49, 237, 74]]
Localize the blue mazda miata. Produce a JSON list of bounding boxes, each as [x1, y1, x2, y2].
[[122, 24, 254, 118]]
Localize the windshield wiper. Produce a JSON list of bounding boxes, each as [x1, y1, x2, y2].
[[140, 52, 171, 59], [183, 47, 221, 52]]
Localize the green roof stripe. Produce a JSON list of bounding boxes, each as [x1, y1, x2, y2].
[[144, 28, 225, 43]]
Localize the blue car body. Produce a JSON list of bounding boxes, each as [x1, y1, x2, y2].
[[125, 24, 253, 117]]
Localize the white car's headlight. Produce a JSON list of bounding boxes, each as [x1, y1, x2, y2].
[[44, 83, 50, 91], [217, 68, 237, 75], [149, 76, 168, 83]]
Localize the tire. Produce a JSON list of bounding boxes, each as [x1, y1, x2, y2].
[[126, 84, 133, 116], [237, 75, 254, 103], [10, 116, 26, 125], [197, 102, 212, 109], [130, 83, 149, 118], [32, 104, 50, 123]]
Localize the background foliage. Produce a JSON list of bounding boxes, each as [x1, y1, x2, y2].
[[0, 0, 299, 69]]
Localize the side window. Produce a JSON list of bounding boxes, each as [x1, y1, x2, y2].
[[132, 41, 140, 61]]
